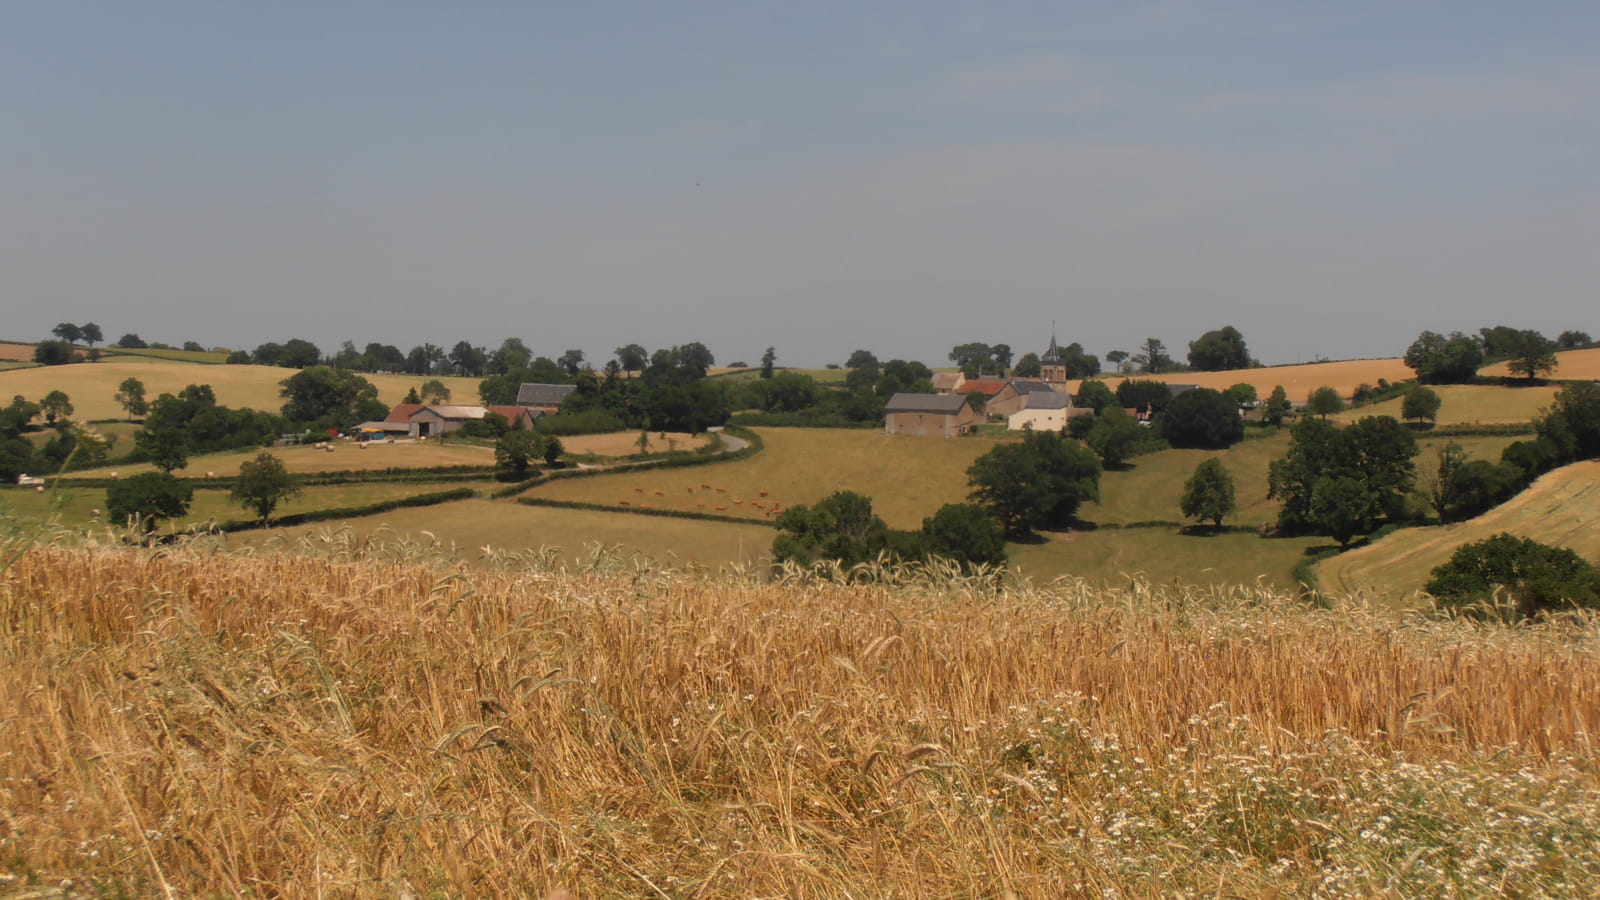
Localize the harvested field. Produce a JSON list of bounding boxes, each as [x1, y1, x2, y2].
[[1479, 346, 1600, 380], [3, 542, 1598, 896], [1069, 356, 1414, 401], [1315, 460, 1600, 604], [558, 430, 713, 457], [1010, 526, 1326, 589], [530, 427, 1008, 530], [1335, 383, 1558, 426], [0, 341, 36, 361]]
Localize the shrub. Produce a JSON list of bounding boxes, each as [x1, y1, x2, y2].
[[1426, 533, 1600, 619], [1156, 388, 1243, 449]]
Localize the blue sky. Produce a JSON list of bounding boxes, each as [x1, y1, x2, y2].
[[3, 2, 1597, 367]]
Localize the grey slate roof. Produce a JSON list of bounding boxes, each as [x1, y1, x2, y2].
[[885, 393, 970, 415], [1025, 392, 1071, 410], [515, 383, 577, 406], [1011, 379, 1058, 394]]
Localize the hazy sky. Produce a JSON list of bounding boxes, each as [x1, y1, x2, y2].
[[4, 2, 1597, 367]]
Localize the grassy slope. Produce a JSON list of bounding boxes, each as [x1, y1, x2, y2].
[[58, 439, 498, 479], [1315, 460, 1600, 603], [0, 359, 482, 420], [1333, 383, 1557, 426]]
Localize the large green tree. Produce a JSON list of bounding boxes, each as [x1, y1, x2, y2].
[[106, 472, 193, 533], [773, 491, 892, 568], [1504, 329, 1558, 381], [1157, 388, 1244, 449], [967, 430, 1101, 537], [1268, 416, 1417, 535], [279, 366, 383, 429], [1180, 458, 1237, 529], [231, 452, 300, 521], [1401, 385, 1442, 424], [921, 503, 1007, 571], [1305, 386, 1344, 418], [1403, 331, 1484, 384], [1086, 406, 1146, 468], [1186, 326, 1250, 371], [1134, 337, 1172, 374]]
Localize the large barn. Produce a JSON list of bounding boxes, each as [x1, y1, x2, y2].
[[884, 393, 981, 437]]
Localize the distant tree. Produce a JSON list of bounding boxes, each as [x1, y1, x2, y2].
[[1263, 385, 1293, 427], [276, 338, 321, 368], [922, 503, 1007, 570], [403, 386, 421, 404], [489, 338, 532, 374], [991, 343, 1013, 374], [1086, 407, 1146, 468], [1426, 534, 1600, 620], [967, 430, 1101, 537], [133, 419, 190, 473], [1439, 459, 1522, 522], [1557, 330, 1592, 349], [225, 350, 252, 364], [1115, 379, 1172, 415], [758, 371, 821, 412], [1057, 342, 1100, 378], [1420, 440, 1468, 520], [1105, 349, 1130, 373], [181, 340, 204, 352], [674, 342, 715, 378], [760, 346, 777, 379], [79, 323, 102, 347], [773, 491, 892, 569], [1306, 386, 1344, 418], [1504, 330, 1558, 381], [1401, 385, 1442, 424], [1074, 380, 1118, 413], [1133, 337, 1172, 374], [419, 379, 451, 404], [253, 341, 285, 365], [448, 341, 487, 377], [115, 377, 149, 421], [542, 435, 564, 466], [1157, 388, 1244, 449], [39, 390, 73, 425], [115, 333, 148, 349], [1012, 352, 1042, 378], [279, 366, 383, 429], [557, 349, 586, 377], [949, 342, 997, 379], [1536, 381, 1600, 462], [33, 341, 74, 366], [494, 430, 550, 477], [231, 452, 300, 521], [1222, 383, 1257, 408], [0, 396, 41, 440], [1180, 458, 1237, 529], [52, 323, 83, 344], [846, 349, 879, 370], [1404, 331, 1483, 384], [106, 472, 192, 533], [1186, 326, 1250, 371], [614, 344, 649, 374]]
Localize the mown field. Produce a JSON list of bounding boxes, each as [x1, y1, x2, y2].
[[0, 359, 482, 421], [528, 427, 1009, 530], [1068, 356, 1415, 400], [1479, 346, 1600, 380], [1334, 383, 1559, 426], [3, 543, 1598, 897], [57, 438, 498, 480], [1315, 460, 1600, 603], [0, 341, 36, 361]]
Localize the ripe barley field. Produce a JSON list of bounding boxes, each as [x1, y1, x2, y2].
[[1069, 357, 1416, 400], [0, 359, 481, 421], [1315, 460, 1600, 603], [1479, 346, 1600, 381], [2, 541, 1598, 897]]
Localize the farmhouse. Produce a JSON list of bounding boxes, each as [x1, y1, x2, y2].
[[931, 372, 966, 394], [884, 393, 981, 437], [378, 403, 541, 437], [986, 379, 1063, 418], [1006, 392, 1089, 432]]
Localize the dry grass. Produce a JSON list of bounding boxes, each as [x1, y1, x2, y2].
[[0, 360, 481, 421], [60, 440, 496, 480], [1335, 383, 1560, 426], [1071, 357, 1415, 400], [529, 427, 1006, 529], [559, 431, 713, 458], [1316, 460, 1600, 603], [0, 342, 36, 362], [1479, 347, 1600, 381], [2, 541, 1598, 897]]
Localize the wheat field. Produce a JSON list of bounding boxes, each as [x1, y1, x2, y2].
[[3, 538, 1598, 897]]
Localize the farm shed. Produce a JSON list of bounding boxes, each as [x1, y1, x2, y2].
[[987, 379, 1064, 418], [399, 404, 541, 437], [885, 393, 981, 437]]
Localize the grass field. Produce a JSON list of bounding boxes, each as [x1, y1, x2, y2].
[[0, 359, 483, 420], [558, 430, 713, 457], [1, 479, 500, 530], [1011, 527, 1327, 589], [1479, 346, 1600, 380], [1069, 356, 1415, 400], [530, 427, 1008, 529], [57, 438, 497, 480], [234, 498, 775, 568], [100, 347, 230, 364], [5, 543, 1599, 896], [1335, 383, 1558, 426], [709, 366, 851, 384], [1315, 460, 1600, 603]]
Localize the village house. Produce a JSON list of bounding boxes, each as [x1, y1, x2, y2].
[[985, 379, 1063, 418], [930, 372, 966, 394], [369, 403, 542, 438], [1006, 392, 1090, 432], [884, 393, 981, 437]]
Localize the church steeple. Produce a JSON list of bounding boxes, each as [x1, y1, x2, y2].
[[1040, 323, 1067, 384]]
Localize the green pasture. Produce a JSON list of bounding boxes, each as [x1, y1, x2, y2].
[[1335, 383, 1557, 427], [1008, 527, 1329, 592]]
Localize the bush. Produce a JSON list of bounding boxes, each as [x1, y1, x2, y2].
[[1426, 534, 1600, 620], [922, 503, 1007, 570], [967, 429, 1101, 537], [535, 410, 626, 436]]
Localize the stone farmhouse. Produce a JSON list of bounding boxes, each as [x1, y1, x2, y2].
[[884, 393, 982, 437]]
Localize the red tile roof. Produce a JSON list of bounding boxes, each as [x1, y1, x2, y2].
[[385, 403, 425, 423], [958, 379, 1009, 397]]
